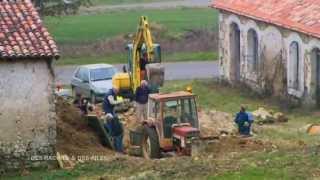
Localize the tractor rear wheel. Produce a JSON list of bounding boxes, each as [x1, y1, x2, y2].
[[142, 126, 160, 159]]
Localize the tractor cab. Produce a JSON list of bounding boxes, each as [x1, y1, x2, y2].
[[138, 91, 200, 158]]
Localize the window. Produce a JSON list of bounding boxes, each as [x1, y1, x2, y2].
[[77, 68, 89, 82], [289, 42, 300, 90], [90, 67, 116, 81], [247, 29, 259, 72], [163, 100, 180, 138], [181, 98, 198, 128], [164, 100, 180, 121], [75, 68, 81, 79]]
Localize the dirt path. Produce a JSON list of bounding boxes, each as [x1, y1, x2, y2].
[[80, 0, 211, 13]]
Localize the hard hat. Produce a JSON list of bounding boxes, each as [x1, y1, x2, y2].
[[186, 86, 192, 93]]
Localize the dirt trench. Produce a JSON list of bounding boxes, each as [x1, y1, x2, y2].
[[55, 97, 114, 157]]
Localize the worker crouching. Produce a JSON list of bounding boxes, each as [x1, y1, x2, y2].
[[234, 106, 253, 136]]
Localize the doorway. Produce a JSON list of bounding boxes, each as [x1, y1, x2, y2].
[[229, 23, 241, 81], [312, 48, 320, 106]]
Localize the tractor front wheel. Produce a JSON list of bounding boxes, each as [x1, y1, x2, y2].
[[142, 126, 160, 159]]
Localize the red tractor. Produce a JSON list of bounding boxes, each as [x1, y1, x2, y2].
[[129, 91, 200, 159]]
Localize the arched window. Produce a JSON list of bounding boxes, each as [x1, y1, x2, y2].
[[247, 29, 259, 72], [289, 41, 300, 90]]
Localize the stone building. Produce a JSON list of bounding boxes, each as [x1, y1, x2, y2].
[[211, 0, 320, 106], [0, 0, 59, 169]]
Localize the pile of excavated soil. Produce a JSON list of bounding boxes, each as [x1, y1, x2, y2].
[[198, 110, 237, 138], [204, 137, 273, 155], [55, 97, 114, 157], [118, 107, 143, 149]]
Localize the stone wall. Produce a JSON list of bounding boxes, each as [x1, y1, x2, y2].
[[0, 59, 56, 170], [218, 10, 320, 106]]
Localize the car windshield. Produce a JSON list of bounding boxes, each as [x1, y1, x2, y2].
[[90, 67, 116, 81]]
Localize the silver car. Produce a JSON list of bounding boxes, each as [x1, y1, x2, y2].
[[71, 64, 117, 103]]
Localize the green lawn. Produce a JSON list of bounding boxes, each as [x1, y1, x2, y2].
[[56, 51, 218, 65], [45, 8, 218, 44]]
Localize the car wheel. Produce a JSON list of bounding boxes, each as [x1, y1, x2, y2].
[[142, 126, 160, 159], [90, 92, 96, 104], [71, 86, 77, 99]]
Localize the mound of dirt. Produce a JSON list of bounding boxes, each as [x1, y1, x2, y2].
[[55, 97, 114, 157], [206, 137, 272, 154], [198, 110, 237, 138], [118, 107, 142, 149]]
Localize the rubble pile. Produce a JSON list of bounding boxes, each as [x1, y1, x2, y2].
[[198, 110, 237, 138], [252, 107, 288, 125]]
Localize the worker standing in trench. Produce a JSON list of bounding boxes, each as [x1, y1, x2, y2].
[[102, 87, 126, 153]]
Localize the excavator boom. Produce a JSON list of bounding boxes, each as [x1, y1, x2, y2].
[[132, 16, 155, 92], [112, 16, 163, 99]]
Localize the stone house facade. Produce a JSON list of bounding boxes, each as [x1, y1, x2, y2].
[[0, 1, 59, 169], [212, 0, 320, 106]]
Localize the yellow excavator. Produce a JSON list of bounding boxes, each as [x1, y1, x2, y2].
[[112, 16, 164, 98], [88, 17, 200, 158]]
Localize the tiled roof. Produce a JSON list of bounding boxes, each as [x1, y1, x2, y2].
[[0, 0, 59, 59], [211, 0, 320, 39]]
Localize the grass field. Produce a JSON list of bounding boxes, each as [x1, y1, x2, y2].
[[4, 80, 320, 179], [56, 51, 218, 65], [44, 8, 218, 44], [91, 0, 164, 5]]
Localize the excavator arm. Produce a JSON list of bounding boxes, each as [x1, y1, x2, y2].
[[112, 16, 164, 99], [131, 16, 155, 92]]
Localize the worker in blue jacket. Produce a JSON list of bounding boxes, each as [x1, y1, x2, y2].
[[234, 106, 252, 136], [103, 87, 123, 116], [104, 113, 124, 153]]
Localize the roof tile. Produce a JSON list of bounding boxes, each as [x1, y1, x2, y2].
[[0, 0, 59, 59], [211, 0, 320, 39]]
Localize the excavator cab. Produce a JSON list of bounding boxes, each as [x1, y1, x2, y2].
[[125, 43, 162, 73], [112, 16, 164, 98]]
